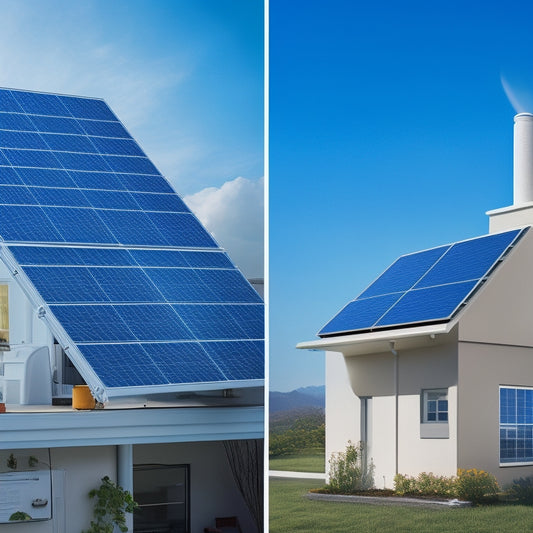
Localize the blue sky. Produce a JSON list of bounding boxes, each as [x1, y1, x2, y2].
[[269, 0, 533, 391], [0, 0, 264, 277]]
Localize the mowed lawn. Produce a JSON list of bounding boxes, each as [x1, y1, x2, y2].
[[269, 478, 533, 533], [269, 452, 324, 473]]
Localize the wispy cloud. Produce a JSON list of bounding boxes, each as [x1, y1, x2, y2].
[[0, 1, 184, 129], [184, 177, 264, 278]]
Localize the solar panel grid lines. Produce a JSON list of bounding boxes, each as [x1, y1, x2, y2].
[[318, 228, 526, 337], [0, 88, 264, 399]]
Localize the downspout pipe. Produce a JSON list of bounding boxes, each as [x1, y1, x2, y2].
[[389, 341, 399, 477]]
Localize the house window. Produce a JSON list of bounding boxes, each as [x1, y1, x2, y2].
[[500, 386, 533, 465], [0, 285, 8, 348], [420, 389, 449, 439], [133, 464, 189, 533], [423, 389, 448, 423]]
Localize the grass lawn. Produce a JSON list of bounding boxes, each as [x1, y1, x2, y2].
[[269, 452, 325, 473], [269, 478, 533, 533]]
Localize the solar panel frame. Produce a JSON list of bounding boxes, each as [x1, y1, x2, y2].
[[318, 228, 526, 337], [0, 88, 264, 401]]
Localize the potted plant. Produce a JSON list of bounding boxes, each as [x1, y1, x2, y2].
[[83, 476, 137, 533]]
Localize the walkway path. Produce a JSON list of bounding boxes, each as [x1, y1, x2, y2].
[[269, 470, 326, 480]]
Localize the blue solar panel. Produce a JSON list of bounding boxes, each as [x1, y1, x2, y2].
[[415, 231, 520, 288], [50, 304, 133, 342], [129, 249, 188, 267], [25, 266, 109, 303], [143, 343, 225, 384], [116, 172, 174, 193], [68, 170, 126, 190], [0, 88, 263, 398], [10, 245, 85, 265], [88, 268, 163, 303], [132, 192, 189, 213], [375, 281, 477, 327], [91, 136, 144, 157], [319, 229, 524, 336], [30, 187, 90, 207], [114, 304, 194, 342], [148, 212, 217, 248], [0, 184, 35, 204], [182, 251, 234, 269], [41, 133, 95, 153], [0, 130, 49, 150], [29, 115, 84, 135], [145, 268, 215, 302], [78, 344, 168, 388], [16, 167, 77, 188], [0, 113, 37, 131], [59, 96, 118, 121], [201, 341, 264, 380], [0, 167, 23, 185], [12, 90, 70, 116], [78, 119, 131, 139], [0, 90, 24, 112], [0, 205, 63, 242], [43, 207, 118, 244], [82, 189, 139, 210]]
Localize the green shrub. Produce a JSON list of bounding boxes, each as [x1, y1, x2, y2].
[[393, 473, 415, 496], [83, 476, 138, 533], [325, 441, 374, 493], [455, 468, 499, 503], [508, 476, 533, 504], [394, 472, 454, 497]]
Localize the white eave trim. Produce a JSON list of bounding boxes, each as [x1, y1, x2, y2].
[[0, 405, 264, 449], [296, 321, 456, 356]]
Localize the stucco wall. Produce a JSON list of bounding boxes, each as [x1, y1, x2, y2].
[[325, 351, 358, 481], [326, 337, 458, 488], [457, 342, 533, 486], [0, 445, 117, 533], [134, 441, 257, 533]]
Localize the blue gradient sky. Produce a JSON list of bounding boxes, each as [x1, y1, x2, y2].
[[269, 0, 533, 391], [0, 0, 264, 277]]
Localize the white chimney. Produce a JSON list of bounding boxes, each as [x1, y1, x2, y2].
[[487, 113, 533, 233], [514, 113, 533, 205]]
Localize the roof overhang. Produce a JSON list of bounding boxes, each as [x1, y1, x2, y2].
[[297, 321, 457, 357]]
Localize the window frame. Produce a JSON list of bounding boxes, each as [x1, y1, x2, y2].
[[499, 385, 533, 467], [422, 389, 448, 424], [133, 463, 190, 533], [420, 388, 449, 439]]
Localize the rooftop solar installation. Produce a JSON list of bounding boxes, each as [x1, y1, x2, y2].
[[318, 228, 526, 337], [0, 88, 263, 401]]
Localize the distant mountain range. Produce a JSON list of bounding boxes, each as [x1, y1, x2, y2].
[[269, 385, 325, 414]]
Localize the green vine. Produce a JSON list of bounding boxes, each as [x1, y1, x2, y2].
[[83, 476, 137, 533]]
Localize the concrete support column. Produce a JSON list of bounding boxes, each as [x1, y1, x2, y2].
[[117, 444, 134, 532]]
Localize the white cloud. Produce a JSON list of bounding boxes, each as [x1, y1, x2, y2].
[[184, 177, 264, 278], [0, 2, 184, 130]]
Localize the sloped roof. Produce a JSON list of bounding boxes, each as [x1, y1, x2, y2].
[[0, 88, 263, 402]]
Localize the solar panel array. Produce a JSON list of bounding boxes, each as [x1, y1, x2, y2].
[[0, 88, 263, 398], [319, 229, 525, 337]]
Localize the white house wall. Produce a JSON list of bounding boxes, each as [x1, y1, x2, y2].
[[326, 336, 458, 488], [0, 446, 117, 533], [459, 229, 533, 347], [0, 261, 50, 347], [325, 351, 359, 481], [458, 229, 533, 485], [134, 442, 256, 533]]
